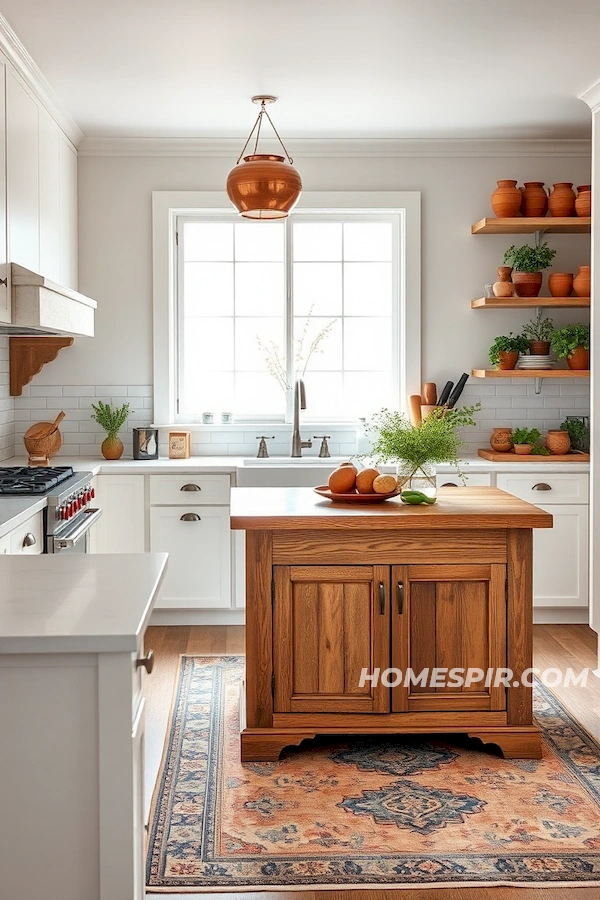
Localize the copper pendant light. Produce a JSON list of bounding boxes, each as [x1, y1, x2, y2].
[[227, 96, 302, 219]]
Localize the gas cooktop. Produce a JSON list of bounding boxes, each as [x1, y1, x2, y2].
[[0, 466, 76, 495]]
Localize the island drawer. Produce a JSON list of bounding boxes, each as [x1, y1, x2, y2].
[[496, 472, 588, 504], [436, 473, 492, 488], [149, 473, 230, 505]]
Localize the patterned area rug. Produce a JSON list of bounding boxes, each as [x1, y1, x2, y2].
[[146, 655, 600, 892]]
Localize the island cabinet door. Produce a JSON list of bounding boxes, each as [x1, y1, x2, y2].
[[391, 564, 507, 713], [273, 565, 390, 714]]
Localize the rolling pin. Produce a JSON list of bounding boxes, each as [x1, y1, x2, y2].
[[408, 394, 422, 425], [423, 382, 437, 406]]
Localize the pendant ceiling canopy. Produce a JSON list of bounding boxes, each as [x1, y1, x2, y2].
[[226, 96, 302, 220]]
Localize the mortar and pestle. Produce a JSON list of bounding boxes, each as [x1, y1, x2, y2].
[[23, 411, 66, 466]]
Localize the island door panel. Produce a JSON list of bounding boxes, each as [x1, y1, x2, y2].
[[391, 563, 507, 713], [273, 565, 390, 713]]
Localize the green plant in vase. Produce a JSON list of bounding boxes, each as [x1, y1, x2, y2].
[[512, 427, 544, 456], [364, 403, 481, 494], [488, 333, 529, 370], [502, 241, 556, 298], [91, 401, 131, 460], [550, 324, 590, 371], [560, 417, 590, 452], [521, 313, 554, 356]]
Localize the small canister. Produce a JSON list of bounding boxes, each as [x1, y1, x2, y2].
[[133, 426, 159, 460]]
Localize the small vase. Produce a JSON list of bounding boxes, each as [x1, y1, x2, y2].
[[528, 341, 551, 355], [497, 350, 519, 370], [490, 428, 513, 452], [573, 265, 590, 298], [512, 271, 542, 298], [101, 435, 124, 460], [396, 461, 436, 498], [521, 182, 548, 217], [492, 265, 514, 298], [548, 182, 576, 217], [513, 444, 533, 455], [575, 188, 591, 218], [545, 430, 571, 455], [491, 180, 521, 217], [567, 346, 589, 370], [548, 272, 573, 297]]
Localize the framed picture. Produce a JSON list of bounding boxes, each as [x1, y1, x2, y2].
[[168, 431, 191, 459]]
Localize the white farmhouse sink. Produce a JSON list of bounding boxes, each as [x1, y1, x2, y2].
[[237, 459, 347, 487], [241, 456, 350, 466]]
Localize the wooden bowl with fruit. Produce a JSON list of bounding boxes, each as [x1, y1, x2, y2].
[[314, 463, 400, 503]]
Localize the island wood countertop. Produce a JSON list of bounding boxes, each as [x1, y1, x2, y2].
[[230, 486, 553, 531]]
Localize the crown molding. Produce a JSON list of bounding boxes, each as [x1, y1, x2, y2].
[[581, 78, 600, 114], [78, 136, 591, 159], [0, 13, 83, 148]]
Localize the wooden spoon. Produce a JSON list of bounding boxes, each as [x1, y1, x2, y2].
[[408, 394, 422, 425]]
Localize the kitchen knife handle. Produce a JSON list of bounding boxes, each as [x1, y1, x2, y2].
[[446, 373, 469, 408], [437, 381, 454, 406]]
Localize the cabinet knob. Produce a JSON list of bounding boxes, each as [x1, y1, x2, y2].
[[441, 482, 459, 487], [397, 581, 404, 614], [180, 483, 201, 491], [136, 650, 154, 674], [22, 533, 36, 548], [532, 483, 552, 491], [180, 512, 201, 521], [378, 581, 385, 615]]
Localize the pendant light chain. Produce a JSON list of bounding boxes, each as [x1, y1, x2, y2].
[[236, 100, 294, 165]]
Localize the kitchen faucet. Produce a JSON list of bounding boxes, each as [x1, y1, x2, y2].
[[291, 378, 312, 457]]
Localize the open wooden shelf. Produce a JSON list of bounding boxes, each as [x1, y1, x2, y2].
[[472, 368, 589, 379], [472, 217, 591, 235], [471, 296, 590, 309]]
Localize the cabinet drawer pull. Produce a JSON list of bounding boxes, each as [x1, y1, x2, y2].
[[378, 581, 385, 615], [180, 483, 201, 491], [532, 483, 552, 491], [180, 513, 201, 521], [397, 581, 404, 614], [136, 650, 154, 674], [22, 533, 36, 548], [441, 482, 459, 487]]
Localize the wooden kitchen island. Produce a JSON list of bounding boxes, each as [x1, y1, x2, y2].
[[230, 487, 553, 762]]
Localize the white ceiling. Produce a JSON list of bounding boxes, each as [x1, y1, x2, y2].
[[1, 0, 599, 140]]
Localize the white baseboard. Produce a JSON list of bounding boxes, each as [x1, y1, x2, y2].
[[533, 607, 588, 624], [150, 608, 246, 626]]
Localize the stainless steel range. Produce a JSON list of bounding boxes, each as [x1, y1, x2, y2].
[[0, 466, 102, 553]]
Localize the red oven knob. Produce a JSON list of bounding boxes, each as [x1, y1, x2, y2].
[[67, 503, 74, 518], [86, 490, 92, 503], [90, 487, 95, 499]]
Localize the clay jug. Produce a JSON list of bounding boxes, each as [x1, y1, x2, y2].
[[521, 182, 548, 217], [545, 430, 571, 455], [490, 428, 513, 452], [492, 265, 514, 297], [567, 346, 589, 370], [575, 187, 591, 218], [101, 435, 124, 460], [573, 265, 590, 297], [491, 180, 521, 217], [548, 182, 576, 217], [548, 272, 573, 297]]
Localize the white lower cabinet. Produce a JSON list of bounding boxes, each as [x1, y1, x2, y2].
[[0, 532, 9, 553], [93, 474, 145, 554], [150, 505, 231, 608], [8, 510, 43, 554]]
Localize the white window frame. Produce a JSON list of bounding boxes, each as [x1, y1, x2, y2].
[[152, 191, 421, 427]]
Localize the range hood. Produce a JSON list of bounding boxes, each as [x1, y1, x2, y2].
[[0, 264, 96, 336]]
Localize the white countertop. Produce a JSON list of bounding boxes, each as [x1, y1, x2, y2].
[[0, 552, 168, 654]]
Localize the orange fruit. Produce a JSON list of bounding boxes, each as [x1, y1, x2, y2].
[[328, 464, 357, 493], [372, 474, 398, 494], [355, 467, 380, 493]]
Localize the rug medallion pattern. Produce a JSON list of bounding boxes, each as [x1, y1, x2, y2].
[[146, 655, 600, 890]]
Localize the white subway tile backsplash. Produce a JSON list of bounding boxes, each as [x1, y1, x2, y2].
[[46, 396, 80, 409], [62, 385, 95, 397], [94, 385, 129, 395], [0, 338, 13, 461], [30, 385, 62, 397]]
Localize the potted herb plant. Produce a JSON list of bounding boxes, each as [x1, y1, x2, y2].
[[521, 314, 554, 356], [91, 400, 131, 460], [502, 241, 556, 297], [488, 333, 529, 370], [364, 403, 480, 495], [550, 323, 590, 370], [560, 417, 590, 452], [512, 427, 542, 456]]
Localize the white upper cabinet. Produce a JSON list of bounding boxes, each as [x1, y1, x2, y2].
[[59, 135, 78, 289], [6, 70, 39, 273], [0, 60, 7, 324], [38, 107, 61, 282]]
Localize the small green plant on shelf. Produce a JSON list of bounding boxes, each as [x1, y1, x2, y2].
[[521, 315, 554, 342], [560, 418, 590, 452], [502, 242, 556, 273], [550, 323, 590, 358], [512, 427, 547, 456], [90, 400, 131, 460], [488, 333, 529, 367]]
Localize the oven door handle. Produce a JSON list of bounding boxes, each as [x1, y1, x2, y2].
[[53, 507, 103, 550]]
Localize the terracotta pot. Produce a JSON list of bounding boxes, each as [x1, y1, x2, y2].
[[513, 444, 533, 455], [520, 182, 548, 217], [577, 184, 591, 193], [575, 189, 591, 218], [573, 265, 591, 298], [512, 271, 542, 297], [548, 182, 576, 217], [548, 272, 573, 297], [491, 180, 521, 217], [545, 430, 571, 455], [497, 350, 519, 370], [567, 346, 589, 370], [528, 341, 551, 355], [490, 427, 513, 452], [101, 435, 124, 460], [492, 265, 514, 297]]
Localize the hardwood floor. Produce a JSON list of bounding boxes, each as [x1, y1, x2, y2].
[[144, 624, 600, 900]]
